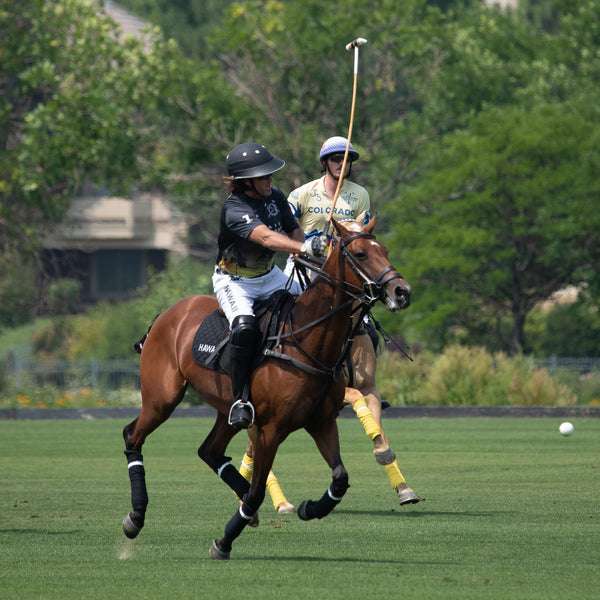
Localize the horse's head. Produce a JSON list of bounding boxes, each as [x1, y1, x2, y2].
[[329, 217, 411, 311]]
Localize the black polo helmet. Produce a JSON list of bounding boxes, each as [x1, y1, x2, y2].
[[226, 142, 285, 179]]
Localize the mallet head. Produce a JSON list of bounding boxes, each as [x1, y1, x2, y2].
[[346, 38, 368, 51]]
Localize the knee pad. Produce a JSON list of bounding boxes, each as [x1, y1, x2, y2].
[[231, 315, 260, 348]]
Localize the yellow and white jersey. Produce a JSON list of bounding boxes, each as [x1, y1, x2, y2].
[[288, 176, 370, 238]]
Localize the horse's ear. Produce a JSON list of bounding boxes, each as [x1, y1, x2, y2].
[[355, 211, 368, 226], [332, 219, 354, 241], [331, 218, 345, 239], [365, 214, 376, 234]]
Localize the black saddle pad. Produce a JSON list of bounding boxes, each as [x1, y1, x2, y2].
[[192, 310, 230, 372], [191, 290, 296, 373]]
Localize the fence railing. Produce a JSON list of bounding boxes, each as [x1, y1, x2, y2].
[[3, 358, 141, 390], [1, 355, 599, 394], [533, 356, 600, 373]]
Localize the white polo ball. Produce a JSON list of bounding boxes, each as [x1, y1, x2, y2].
[[559, 422, 574, 436]]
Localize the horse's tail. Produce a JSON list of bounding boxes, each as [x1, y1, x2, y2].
[[133, 314, 161, 354]]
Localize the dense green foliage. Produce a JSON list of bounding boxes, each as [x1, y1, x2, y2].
[[2, 0, 600, 355], [115, 0, 236, 58], [2, 417, 599, 599], [375, 345, 600, 407], [532, 301, 600, 358]]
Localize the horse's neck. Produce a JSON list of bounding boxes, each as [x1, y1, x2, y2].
[[290, 274, 354, 363]]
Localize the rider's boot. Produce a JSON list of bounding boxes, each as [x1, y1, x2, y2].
[[228, 315, 261, 430]]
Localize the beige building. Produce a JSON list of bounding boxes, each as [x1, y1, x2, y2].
[[43, 188, 188, 302]]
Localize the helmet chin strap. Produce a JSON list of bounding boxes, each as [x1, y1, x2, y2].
[[324, 160, 352, 181], [242, 179, 270, 199]]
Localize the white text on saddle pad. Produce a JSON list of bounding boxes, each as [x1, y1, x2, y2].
[[197, 343, 217, 353]]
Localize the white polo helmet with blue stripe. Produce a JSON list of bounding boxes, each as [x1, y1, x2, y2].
[[319, 136, 359, 162]]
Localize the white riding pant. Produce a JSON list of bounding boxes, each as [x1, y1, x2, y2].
[[212, 265, 303, 325]]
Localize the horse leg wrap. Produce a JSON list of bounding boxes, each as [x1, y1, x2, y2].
[[384, 460, 406, 490], [299, 486, 346, 521], [239, 452, 254, 483], [352, 397, 382, 440], [214, 458, 251, 499], [267, 471, 290, 512], [221, 501, 258, 552], [299, 469, 349, 520], [124, 450, 148, 523], [239, 453, 287, 511]]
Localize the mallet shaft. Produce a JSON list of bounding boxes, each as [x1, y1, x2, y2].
[[324, 38, 368, 237]]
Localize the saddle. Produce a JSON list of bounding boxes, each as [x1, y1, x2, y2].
[[191, 290, 296, 374]]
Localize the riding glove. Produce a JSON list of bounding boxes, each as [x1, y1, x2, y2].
[[301, 236, 328, 259]]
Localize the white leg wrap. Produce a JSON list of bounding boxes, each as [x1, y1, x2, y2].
[[327, 486, 343, 502], [239, 505, 253, 520]]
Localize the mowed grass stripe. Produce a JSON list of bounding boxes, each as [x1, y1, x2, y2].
[[1, 417, 598, 599]]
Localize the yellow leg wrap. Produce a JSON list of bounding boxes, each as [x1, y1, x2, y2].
[[239, 452, 254, 483], [267, 472, 289, 512], [240, 452, 289, 511], [384, 460, 406, 491], [352, 397, 382, 440]]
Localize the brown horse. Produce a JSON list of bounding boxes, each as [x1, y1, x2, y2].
[[121, 217, 411, 560]]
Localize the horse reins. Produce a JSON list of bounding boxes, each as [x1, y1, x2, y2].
[[264, 232, 403, 380]]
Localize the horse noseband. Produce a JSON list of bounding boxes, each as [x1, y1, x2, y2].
[[362, 281, 383, 304], [340, 235, 403, 304]]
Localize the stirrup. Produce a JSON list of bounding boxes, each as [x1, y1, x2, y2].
[[228, 399, 255, 429]]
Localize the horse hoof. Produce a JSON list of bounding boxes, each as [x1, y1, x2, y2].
[[248, 512, 259, 528], [209, 539, 230, 560], [277, 501, 295, 515], [398, 484, 420, 505], [297, 501, 310, 521], [122, 513, 143, 539]]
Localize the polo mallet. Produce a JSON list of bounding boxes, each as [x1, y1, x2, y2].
[[323, 37, 368, 240]]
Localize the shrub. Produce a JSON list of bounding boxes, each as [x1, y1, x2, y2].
[[376, 349, 432, 406], [376, 344, 577, 406], [32, 317, 73, 359], [0, 252, 37, 328], [46, 278, 81, 315], [420, 345, 497, 405], [505, 356, 576, 406]]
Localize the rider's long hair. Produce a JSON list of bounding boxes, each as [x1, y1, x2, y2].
[[223, 176, 252, 195]]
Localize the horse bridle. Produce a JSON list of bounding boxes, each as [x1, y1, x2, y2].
[[337, 232, 406, 305], [264, 231, 405, 381]]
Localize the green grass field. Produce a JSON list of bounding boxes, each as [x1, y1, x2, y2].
[[1, 416, 598, 599]]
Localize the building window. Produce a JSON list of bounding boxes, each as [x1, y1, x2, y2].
[[95, 250, 143, 297]]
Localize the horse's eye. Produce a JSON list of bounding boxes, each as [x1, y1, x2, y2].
[[354, 252, 367, 261]]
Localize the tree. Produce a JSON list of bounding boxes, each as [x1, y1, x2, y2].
[[383, 100, 600, 354], [535, 298, 600, 358], [3, 1, 158, 252], [0, 0, 240, 321], [205, 0, 446, 191], [115, 0, 238, 59]]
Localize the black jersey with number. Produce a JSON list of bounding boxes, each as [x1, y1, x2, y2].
[[216, 186, 299, 277]]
